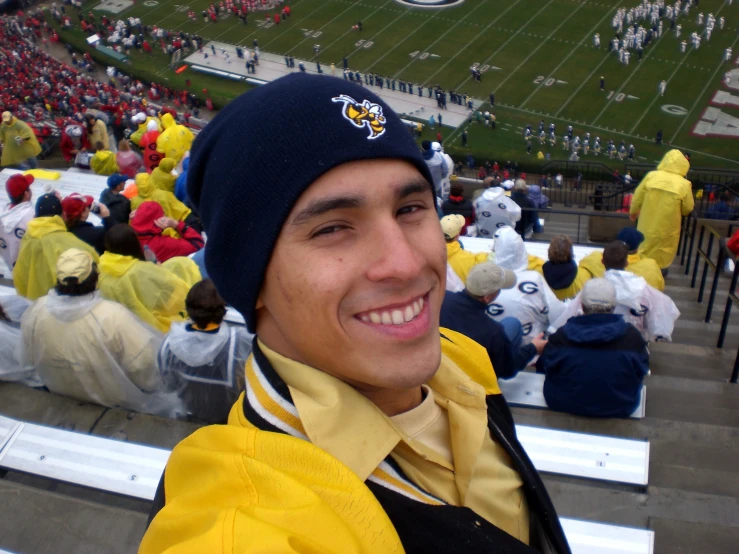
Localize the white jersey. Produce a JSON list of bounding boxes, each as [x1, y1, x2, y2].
[[486, 227, 565, 343], [552, 269, 680, 342], [473, 188, 521, 237]]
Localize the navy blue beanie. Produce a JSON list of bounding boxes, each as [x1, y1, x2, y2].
[[617, 227, 645, 251], [187, 73, 434, 332]]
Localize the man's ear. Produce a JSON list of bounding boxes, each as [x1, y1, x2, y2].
[[255, 292, 265, 310]]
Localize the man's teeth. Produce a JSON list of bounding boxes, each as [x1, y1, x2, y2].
[[360, 297, 424, 325]]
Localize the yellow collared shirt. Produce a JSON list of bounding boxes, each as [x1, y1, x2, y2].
[[260, 339, 530, 544]]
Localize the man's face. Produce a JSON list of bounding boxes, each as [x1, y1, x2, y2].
[[257, 159, 446, 393]]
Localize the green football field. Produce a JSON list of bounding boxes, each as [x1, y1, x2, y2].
[[79, 0, 739, 169]]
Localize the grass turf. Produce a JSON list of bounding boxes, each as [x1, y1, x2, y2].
[[63, 0, 739, 170]]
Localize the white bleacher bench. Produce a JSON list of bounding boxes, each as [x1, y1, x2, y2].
[[500, 371, 647, 419], [516, 424, 649, 486], [190, 64, 245, 81], [0, 415, 653, 554], [460, 237, 602, 264], [246, 77, 268, 86]]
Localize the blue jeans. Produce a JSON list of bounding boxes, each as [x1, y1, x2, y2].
[[13, 157, 38, 170], [500, 317, 524, 350], [191, 248, 209, 280]]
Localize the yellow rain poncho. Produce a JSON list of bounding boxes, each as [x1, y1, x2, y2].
[[130, 116, 162, 146], [161, 256, 202, 288], [578, 251, 665, 291], [630, 150, 694, 269], [445, 240, 488, 291], [14, 216, 99, 300], [131, 173, 191, 222], [149, 157, 177, 194], [98, 252, 189, 333], [0, 118, 42, 167], [90, 150, 120, 176], [156, 113, 194, 162]]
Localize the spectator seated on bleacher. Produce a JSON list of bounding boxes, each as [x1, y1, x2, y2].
[[537, 279, 649, 418], [472, 178, 521, 237], [554, 241, 680, 342], [14, 193, 99, 300], [441, 183, 475, 234], [130, 202, 204, 263], [160, 256, 203, 288], [488, 227, 565, 344], [527, 184, 548, 209], [706, 192, 737, 220], [441, 262, 545, 379], [0, 294, 35, 384], [99, 224, 188, 332], [59, 123, 90, 163], [579, 227, 664, 291], [156, 113, 194, 163], [421, 140, 449, 198], [99, 173, 132, 226], [174, 155, 190, 202], [90, 141, 120, 176], [130, 172, 191, 223], [62, 193, 113, 255], [510, 180, 537, 238], [441, 214, 487, 292], [85, 113, 110, 152], [540, 235, 591, 301], [21, 248, 184, 417], [158, 279, 253, 424], [149, 157, 177, 194], [139, 119, 164, 173], [115, 139, 145, 179], [0, 174, 36, 272]]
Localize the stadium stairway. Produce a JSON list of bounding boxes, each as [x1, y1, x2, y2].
[[514, 255, 739, 554]]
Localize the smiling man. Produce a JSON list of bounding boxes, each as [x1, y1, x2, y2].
[[140, 74, 570, 554]]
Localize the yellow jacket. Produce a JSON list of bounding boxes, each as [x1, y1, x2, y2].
[[149, 157, 177, 194], [156, 113, 194, 162], [90, 150, 120, 176], [0, 118, 42, 166], [579, 251, 665, 291], [130, 116, 162, 146], [161, 256, 202, 288], [131, 173, 191, 221], [88, 119, 110, 150], [527, 254, 545, 273], [446, 240, 488, 285], [630, 150, 694, 269], [98, 252, 188, 332], [14, 216, 99, 300]]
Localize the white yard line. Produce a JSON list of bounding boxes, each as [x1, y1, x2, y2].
[[555, 51, 609, 117], [280, 0, 366, 53], [452, 0, 558, 91], [519, 7, 612, 109], [309, 0, 396, 61], [669, 32, 739, 143], [391, 0, 493, 78], [334, 7, 409, 63], [492, 0, 588, 95], [420, 0, 525, 86]]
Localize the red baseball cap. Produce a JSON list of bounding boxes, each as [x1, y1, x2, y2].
[[5, 173, 34, 201], [61, 193, 94, 219]]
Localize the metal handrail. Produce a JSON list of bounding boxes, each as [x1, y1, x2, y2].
[[690, 222, 726, 323]]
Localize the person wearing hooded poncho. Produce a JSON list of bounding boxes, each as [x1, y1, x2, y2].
[[156, 113, 194, 163], [149, 157, 177, 194], [115, 138, 144, 178], [158, 279, 253, 424], [539, 235, 591, 301], [130, 113, 162, 147], [473, 182, 521, 237], [21, 248, 183, 418], [0, 112, 42, 168], [630, 149, 694, 271], [98, 224, 189, 333], [140, 120, 164, 173], [14, 193, 100, 300], [130, 172, 192, 222], [0, 294, 36, 386], [553, 241, 679, 343], [486, 227, 565, 344], [130, 201, 204, 263], [90, 140, 120, 176]]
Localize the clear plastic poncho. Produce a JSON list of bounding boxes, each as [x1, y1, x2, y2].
[[486, 227, 565, 343], [21, 290, 185, 418], [551, 269, 680, 342], [98, 252, 189, 333], [0, 295, 38, 385], [158, 322, 253, 423], [473, 187, 522, 238]]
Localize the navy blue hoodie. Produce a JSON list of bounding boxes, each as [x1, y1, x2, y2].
[[537, 313, 649, 418]]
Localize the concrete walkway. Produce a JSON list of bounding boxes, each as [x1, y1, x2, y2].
[[185, 41, 484, 129]]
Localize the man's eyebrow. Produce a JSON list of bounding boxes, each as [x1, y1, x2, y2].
[[290, 195, 365, 227], [397, 179, 433, 199]]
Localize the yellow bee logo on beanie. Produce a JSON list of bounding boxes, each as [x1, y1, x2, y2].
[[331, 94, 386, 140]]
